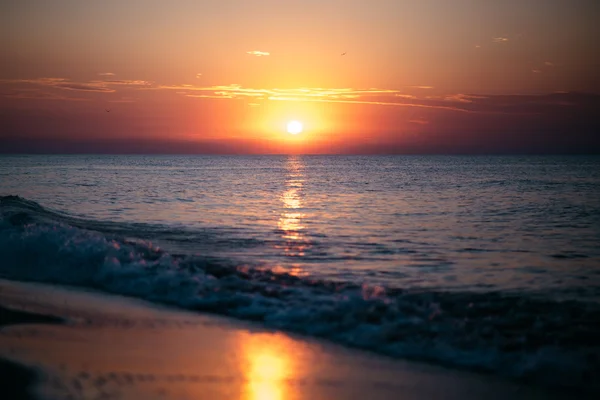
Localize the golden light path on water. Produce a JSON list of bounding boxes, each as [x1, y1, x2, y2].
[[276, 156, 309, 277]]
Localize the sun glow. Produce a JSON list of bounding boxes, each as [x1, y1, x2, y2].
[[286, 120, 303, 135]]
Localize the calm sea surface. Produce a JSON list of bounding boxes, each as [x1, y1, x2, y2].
[[1, 155, 600, 390]]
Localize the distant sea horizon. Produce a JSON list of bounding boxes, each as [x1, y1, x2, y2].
[[2, 152, 600, 155]]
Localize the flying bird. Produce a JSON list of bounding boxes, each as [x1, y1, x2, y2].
[[105, 109, 111, 112], [341, 52, 347, 56]]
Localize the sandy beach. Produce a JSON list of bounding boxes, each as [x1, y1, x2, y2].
[[0, 279, 575, 400]]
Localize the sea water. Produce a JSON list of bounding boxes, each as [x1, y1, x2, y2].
[[1, 155, 599, 390]]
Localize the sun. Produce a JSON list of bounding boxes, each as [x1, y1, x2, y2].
[[286, 120, 303, 135]]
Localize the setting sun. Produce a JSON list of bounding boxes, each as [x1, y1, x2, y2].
[[286, 120, 303, 135]]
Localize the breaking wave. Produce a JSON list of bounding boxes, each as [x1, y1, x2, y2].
[[1, 195, 599, 394]]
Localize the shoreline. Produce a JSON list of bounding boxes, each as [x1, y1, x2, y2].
[[0, 279, 580, 399]]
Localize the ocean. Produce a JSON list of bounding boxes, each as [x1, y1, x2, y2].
[[1, 155, 599, 390]]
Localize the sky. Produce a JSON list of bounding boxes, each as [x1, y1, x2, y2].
[[1, 0, 599, 154]]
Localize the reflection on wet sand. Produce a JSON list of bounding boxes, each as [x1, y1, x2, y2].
[[277, 157, 309, 276], [239, 332, 295, 400]]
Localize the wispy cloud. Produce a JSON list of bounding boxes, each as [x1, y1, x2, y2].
[[157, 84, 402, 102], [0, 78, 112, 92], [55, 83, 115, 92], [152, 84, 497, 112], [440, 94, 486, 103], [0, 78, 67, 85], [395, 94, 418, 99], [100, 80, 152, 86], [530, 61, 556, 75], [409, 118, 430, 125], [161, 84, 599, 115], [493, 37, 509, 43], [1, 89, 89, 101], [98, 72, 115, 76], [196, 73, 202, 78], [186, 94, 235, 99], [247, 50, 270, 56], [0, 77, 151, 93]]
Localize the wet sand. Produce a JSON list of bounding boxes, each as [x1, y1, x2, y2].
[[1, 305, 64, 399], [0, 279, 572, 400]]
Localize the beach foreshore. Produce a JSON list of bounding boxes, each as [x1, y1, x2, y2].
[[0, 279, 573, 400], [0, 305, 64, 400]]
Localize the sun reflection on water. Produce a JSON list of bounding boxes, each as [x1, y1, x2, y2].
[[277, 157, 310, 261]]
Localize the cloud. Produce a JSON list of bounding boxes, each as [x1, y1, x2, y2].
[[1, 89, 89, 101], [0, 77, 151, 95], [440, 94, 487, 103], [98, 72, 115, 76], [196, 85, 600, 115], [0, 78, 67, 86], [156, 83, 588, 113], [54, 83, 115, 92], [409, 118, 429, 125], [493, 37, 509, 43], [0, 78, 114, 93], [186, 94, 235, 99], [246, 50, 270, 56], [451, 92, 600, 113], [395, 94, 417, 99], [99, 80, 152, 86], [530, 61, 557, 75], [159, 84, 416, 105], [236, 86, 547, 114], [196, 73, 202, 78]]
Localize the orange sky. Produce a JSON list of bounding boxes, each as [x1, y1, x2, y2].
[[1, 0, 599, 154]]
